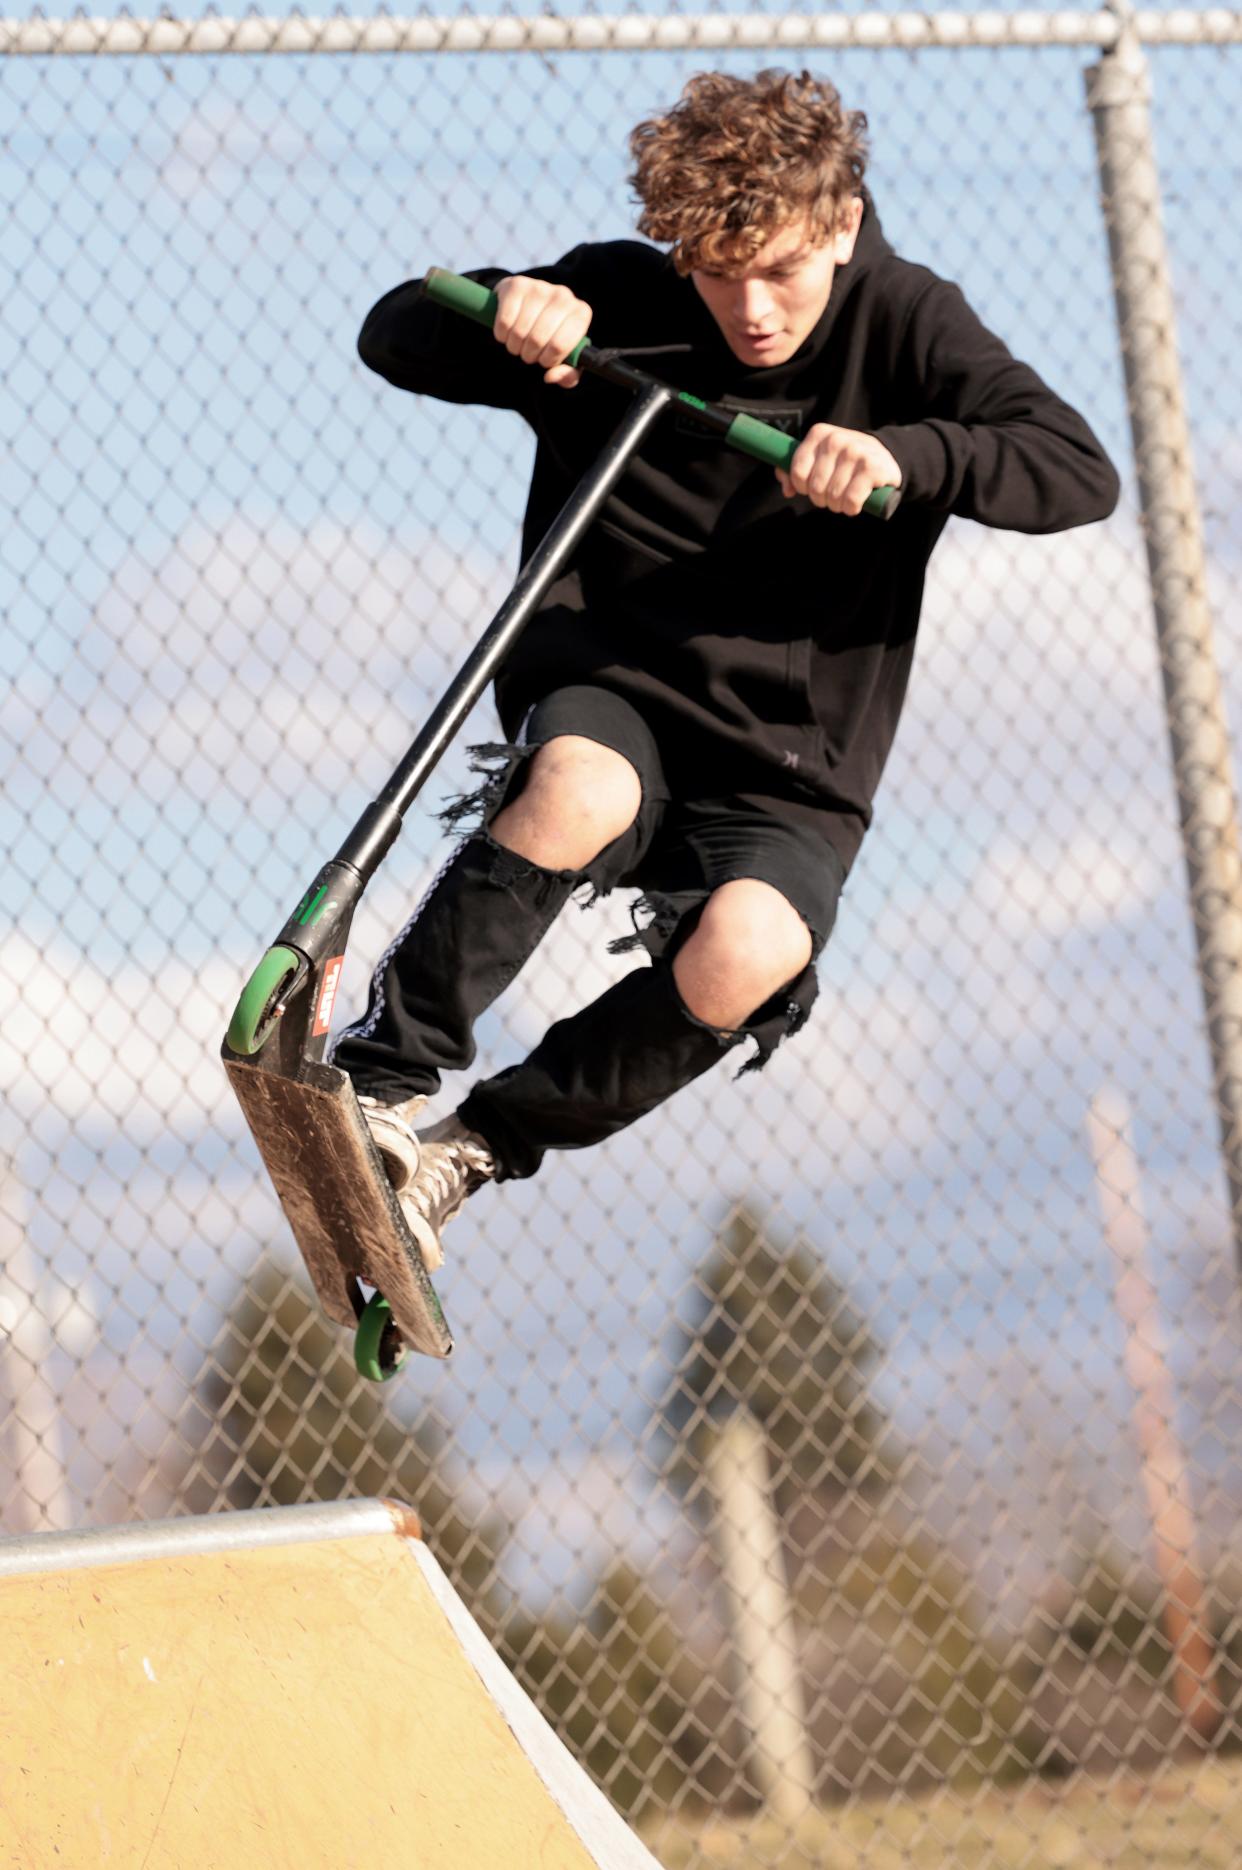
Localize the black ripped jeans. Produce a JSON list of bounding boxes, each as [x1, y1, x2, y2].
[[331, 687, 845, 1181]]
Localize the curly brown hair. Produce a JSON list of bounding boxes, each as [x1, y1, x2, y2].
[[628, 69, 868, 276]]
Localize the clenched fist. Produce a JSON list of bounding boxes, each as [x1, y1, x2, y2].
[[775, 423, 902, 516], [493, 276, 593, 388]]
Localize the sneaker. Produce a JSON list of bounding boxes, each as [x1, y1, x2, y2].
[[397, 1114, 495, 1274], [357, 1092, 429, 1193]]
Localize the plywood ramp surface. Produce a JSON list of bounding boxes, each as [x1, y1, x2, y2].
[[0, 1500, 662, 1870]]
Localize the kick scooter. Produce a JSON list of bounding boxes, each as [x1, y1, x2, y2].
[[222, 268, 900, 1382]]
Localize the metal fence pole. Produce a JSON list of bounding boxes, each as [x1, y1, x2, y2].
[[705, 1410, 816, 1821], [1087, 3, 1242, 1265], [0, 1179, 72, 1533], [1087, 1088, 1221, 1737]]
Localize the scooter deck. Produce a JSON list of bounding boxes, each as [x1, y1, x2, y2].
[[222, 1051, 453, 1360]]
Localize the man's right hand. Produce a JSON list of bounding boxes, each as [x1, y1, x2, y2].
[[493, 276, 592, 388]]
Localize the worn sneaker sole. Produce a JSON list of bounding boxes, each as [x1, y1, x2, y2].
[[397, 1194, 445, 1275]]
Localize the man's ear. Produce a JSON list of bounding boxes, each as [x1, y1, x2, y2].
[[833, 195, 865, 264]]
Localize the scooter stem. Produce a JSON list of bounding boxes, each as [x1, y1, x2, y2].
[[331, 379, 675, 884]]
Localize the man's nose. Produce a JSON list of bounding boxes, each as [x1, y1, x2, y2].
[[735, 279, 773, 325]]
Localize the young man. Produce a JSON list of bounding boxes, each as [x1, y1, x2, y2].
[[332, 68, 1119, 1272]]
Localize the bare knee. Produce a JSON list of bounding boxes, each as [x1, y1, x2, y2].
[[672, 879, 813, 1031], [489, 735, 642, 871]]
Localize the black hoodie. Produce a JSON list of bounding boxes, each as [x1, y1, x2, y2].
[[358, 198, 1120, 869]]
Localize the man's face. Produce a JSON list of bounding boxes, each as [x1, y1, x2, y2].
[[690, 201, 864, 368]]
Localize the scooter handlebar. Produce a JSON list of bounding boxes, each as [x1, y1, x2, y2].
[[423, 267, 594, 366], [422, 267, 900, 520]]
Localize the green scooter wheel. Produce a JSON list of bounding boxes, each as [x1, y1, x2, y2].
[[354, 1292, 409, 1383], [226, 945, 302, 1056]]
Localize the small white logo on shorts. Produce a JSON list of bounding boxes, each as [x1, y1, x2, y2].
[[781, 750, 800, 771]]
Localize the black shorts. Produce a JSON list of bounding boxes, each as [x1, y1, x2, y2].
[[520, 685, 846, 954], [440, 684, 846, 1069]]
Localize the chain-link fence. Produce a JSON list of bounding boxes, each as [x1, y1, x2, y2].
[[4, 7, 1242, 1864]]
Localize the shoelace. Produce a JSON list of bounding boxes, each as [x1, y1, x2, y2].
[[408, 1138, 492, 1221], [407, 1148, 461, 1221], [457, 1137, 494, 1178]]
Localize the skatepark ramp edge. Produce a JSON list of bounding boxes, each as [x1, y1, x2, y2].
[[0, 1498, 665, 1870]]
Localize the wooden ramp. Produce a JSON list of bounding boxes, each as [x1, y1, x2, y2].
[[0, 1499, 663, 1870]]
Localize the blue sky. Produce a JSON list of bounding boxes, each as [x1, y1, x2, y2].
[[2, 16, 1241, 1612]]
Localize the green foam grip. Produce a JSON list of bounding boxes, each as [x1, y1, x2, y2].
[[424, 267, 498, 328], [424, 267, 592, 366], [725, 410, 797, 470], [724, 412, 899, 519]]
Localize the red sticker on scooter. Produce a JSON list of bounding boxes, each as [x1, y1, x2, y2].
[[313, 957, 345, 1036]]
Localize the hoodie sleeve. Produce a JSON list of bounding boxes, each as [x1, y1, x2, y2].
[[872, 278, 1120, 532], [355, 245, 598, 422]]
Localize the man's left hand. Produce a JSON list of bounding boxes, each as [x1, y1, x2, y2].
[[775, 424, 903, 516]]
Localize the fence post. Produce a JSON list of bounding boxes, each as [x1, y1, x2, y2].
[[1086, 3, 1242, 1267], [705, 1409, 816, 1821], [1087, 1089, 1221, 1739], [0, 1178, 72, 1533]]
